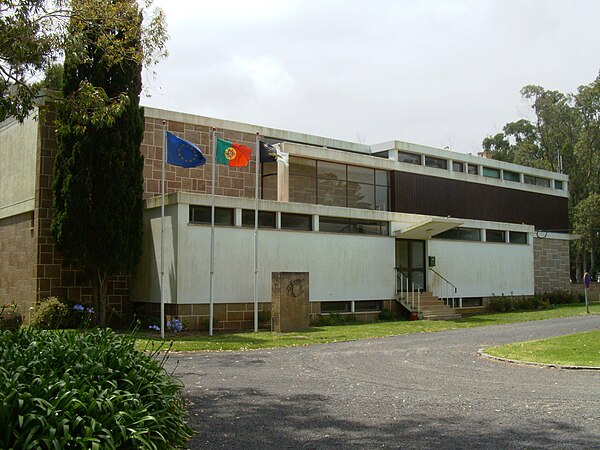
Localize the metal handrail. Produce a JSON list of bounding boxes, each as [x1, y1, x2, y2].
[[429, 267, 458, 308], [395, 268, 422, 313]]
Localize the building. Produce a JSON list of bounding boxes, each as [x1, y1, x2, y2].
[[0, 103, 572, 329]]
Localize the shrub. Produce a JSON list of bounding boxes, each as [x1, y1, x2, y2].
[[542, 290, 580, 305], [379, 308, 395, 321], [0, 303, 22, 331], [258, 310, 271, 328], [30, 297, 69, 329], [487, 294, 551, 312], [0, 327, 193, 448]]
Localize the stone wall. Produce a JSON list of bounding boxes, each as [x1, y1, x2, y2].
[[0, 212, 36, 316], [141, 118, 259, 201], [533, 237, 570, 293]]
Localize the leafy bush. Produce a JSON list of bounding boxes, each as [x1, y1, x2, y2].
[[542, 290, 580, 305], [0, 303, 22, 331], [379, 308, 395, 321], [258, 310, 271, 328], [0, 328, 193, 449], [29, 297, 69, 329], [487, 295, 550, 312]]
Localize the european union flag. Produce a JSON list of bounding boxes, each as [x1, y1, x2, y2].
[[166, 131, 206, 168]]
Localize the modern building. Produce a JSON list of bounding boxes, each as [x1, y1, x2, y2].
[[0, 102, 572, 329]]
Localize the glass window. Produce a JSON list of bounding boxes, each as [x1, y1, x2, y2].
[[355, 300, 382, 312], [458, 228, 481, 241], [509, 231, 528, 244], [375, 170, 389, 186], [318, 179, 347, 207], [375, 185, 389, 211], [523, 174, 535, 185], [289, 174, 317, 204], [347, 182, 375, 210], [189, 206, 233, 225], [554, 180, 563, 190], [372, 150, 388, 159], [352, 220, 383, 235], [281, 213, 312, 231], [319, 217, 351, 233], [486, 229, 506, 243], [396, 240, 409, 267], [434, 227, 481, 241], [348, 165, 374, 184], [503, 170, 520, 182], [461, 297, 483, 307], [321, 301, 351, 313], [452, 161, 464, 172], [535, 177, 551, 188], [289, 157, 316, 176], [411, 241, 425, 268], [467, 164, 478, 175], [482, 167, 501, 179], [317, 161, 346, 180], [425, 156, 448, 170], [242, 210, 276, 228], [398, 151, 421, 165]]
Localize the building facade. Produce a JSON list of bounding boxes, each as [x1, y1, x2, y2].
[[0, 104, 573, 329]]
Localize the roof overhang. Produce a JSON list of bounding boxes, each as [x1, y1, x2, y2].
[[394, 217, 463, 240]]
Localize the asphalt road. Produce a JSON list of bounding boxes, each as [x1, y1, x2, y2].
[[166, 315, 600, 449]]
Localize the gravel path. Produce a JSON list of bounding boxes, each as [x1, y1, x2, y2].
[[167, 315, 600, 449]]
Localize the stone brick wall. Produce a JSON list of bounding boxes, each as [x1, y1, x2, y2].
[[141, 118, 259, 201], [533, 237, 570, 293], [0, 212, 36, 315], [33, 105, 131, 319]]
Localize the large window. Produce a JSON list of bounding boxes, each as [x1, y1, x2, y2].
[[397, 151, 421, 165], [319, 217, 389, 236], [503, 170, 520, 182], [425, 156, 448, 170], [433, 227, 481, 241], [486, 229, 506, 243], [281, 213, 312, 231], [241, 210, 276, 228], [289, 157, 390, 211], [524, 175, 551, 188], [509, 231, 528, 244], [189, 206, 234, 225], [482, 167, 501, 179]]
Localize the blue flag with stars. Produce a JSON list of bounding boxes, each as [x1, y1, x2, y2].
[[166, 131, 206, 168]]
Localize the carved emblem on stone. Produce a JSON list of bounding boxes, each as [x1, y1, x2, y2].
[[287, 279, 304, 297]]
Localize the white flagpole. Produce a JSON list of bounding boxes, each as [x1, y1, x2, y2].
[[160, 121, 166, 339], [209, 128, 216, 336], [254, 133, 260, 332]]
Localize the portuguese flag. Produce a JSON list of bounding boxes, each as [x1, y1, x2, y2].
[[216, 139, 252, 167]]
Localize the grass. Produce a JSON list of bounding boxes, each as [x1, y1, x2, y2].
[[134, 302, 600, 353], [485, 330, 600, 367]]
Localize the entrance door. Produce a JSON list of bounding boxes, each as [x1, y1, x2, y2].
[[395, 239, 426, 290]]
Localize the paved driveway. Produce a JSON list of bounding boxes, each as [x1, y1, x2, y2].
[[167, 315, 600, 449]]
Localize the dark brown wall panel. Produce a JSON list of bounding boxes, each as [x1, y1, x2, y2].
[[391, 171, 569, 232]]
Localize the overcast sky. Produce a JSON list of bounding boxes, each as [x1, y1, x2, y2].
[[144, 0, 599, 154]]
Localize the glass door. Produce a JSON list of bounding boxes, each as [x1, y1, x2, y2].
[[395, 239, 426, 290]]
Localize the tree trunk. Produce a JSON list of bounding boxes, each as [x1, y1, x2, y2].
[[92, 269, 108, 327], [576, 250, 583, 283]]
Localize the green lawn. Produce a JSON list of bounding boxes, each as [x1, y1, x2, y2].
[[485, 330, 600, 367], [134, 302, 600, 353]]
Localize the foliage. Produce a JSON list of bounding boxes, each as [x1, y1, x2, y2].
[[378, 308, 395, 321], [30, 296, 70, 329], [0, 327, 193, 448], [0, 0, 167, 123], [487, 294, 550, 313], [482, 74, 600, 278], [258, 309, 271, 328], [541, 289, 583, 305], [0, 303, 22, 331], [52, 0, 149, 326]]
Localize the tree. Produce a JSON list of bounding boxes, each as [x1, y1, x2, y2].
[[0, 0, 166, 123], [483, 74, 600, 280], [51, 0, 165, 326], [0, 0, 66, 121]]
